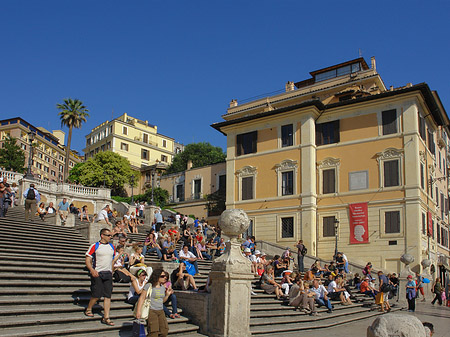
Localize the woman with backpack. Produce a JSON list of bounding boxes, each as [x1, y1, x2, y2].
[[431, 277, 443, 305]]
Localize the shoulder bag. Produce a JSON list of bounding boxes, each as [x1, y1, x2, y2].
[[133, 284, 152, 320]]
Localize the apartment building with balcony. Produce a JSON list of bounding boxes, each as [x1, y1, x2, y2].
[[0, 117, 82, 181], [83, 113, 182, 193], [212, 57, 450, 274]]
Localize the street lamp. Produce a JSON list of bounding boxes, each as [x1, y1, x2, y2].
[[130, 174, 135, 205], [334, 218, 340, 260], [23, 130, 36, 180], [151, 169, 155, 205]]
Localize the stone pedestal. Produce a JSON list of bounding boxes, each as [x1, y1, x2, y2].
[[144, 205, 159, 226], [420, 259, 432, 298], [398, 254, 414, 309], [208, 209, 253, 337], [88, 221, 107, 244]]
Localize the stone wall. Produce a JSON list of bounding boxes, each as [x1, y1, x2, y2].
[[175, 291, 211, 335]]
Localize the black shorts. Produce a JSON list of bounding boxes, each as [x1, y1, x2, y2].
[[90, 271, 113, 298]]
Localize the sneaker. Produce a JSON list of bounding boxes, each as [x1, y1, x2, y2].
[[327, 309, 332, 313], [310, 312, 320, 316], [421, 298, 426, 302], [251, 291, 257, 296]]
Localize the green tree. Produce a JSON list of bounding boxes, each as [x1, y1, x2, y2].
[[57, 98, 90, 181], [68, 151, 139, 196], [111, 187, 169, 208], [165, 142, 226, 174], [0, 136, 26, 173]]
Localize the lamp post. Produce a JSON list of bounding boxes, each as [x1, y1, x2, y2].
[[23, 130, 36, 180], [130, 174, 135, 205], [151, 169, 155, 205], [334, 218, 340, 260]]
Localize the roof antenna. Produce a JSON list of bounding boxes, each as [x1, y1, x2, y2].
[[359, 48, 362, 58], [111, 108, 114, 121]]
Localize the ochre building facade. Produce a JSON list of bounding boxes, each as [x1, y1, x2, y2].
[[212, 57, 450, 274]]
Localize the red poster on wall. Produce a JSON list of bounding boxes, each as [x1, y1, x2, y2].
[[349, 202, 369, 244], [427, 211, 433, 237]]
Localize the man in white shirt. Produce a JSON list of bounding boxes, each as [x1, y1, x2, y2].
[[179, 245, 200, 275], [311, 279, 333, 313], [95, 205, 112, 227]]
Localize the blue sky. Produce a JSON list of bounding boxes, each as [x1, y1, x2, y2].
[[1, 1, 449, 153]]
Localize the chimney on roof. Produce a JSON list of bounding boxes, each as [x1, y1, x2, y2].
[[229, 99, 238, 108], [371, 56, 376, 71], [390, 86, 394, 91], [406, 83, 413, 88], [285, 81, 295, 92]]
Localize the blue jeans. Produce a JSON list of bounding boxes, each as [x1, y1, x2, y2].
[[0, 197, 8, 217], [315, 297, 332, 310], [201, 252, 211, 260], [143, 246, 162, 259], [344, 262, 349, 273], [163, 293, 178, 316]]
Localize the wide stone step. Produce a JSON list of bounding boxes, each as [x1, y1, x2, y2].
[[0, 238, 89, 253], [0, 317, 200, 337], [0, 232, 89, 247], [0, 244, 86, 258], [0, 218, 87, 237], [0, 293, 130, 305], [0, 253, 85, 265], [250, 307, 402, 335]]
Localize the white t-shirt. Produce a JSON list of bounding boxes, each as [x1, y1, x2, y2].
[[139, 204, 145, 211], [95, 209, 108, 222], [179, 250, 196, 259], [311, 285, 327, 299], [328, 280, 337, 293], [86, 242, 115, 272]]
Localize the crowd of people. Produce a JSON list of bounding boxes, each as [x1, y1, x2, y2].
[[85, 210, 225, 336]]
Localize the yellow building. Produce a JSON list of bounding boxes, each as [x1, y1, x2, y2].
[[84, 113, 176, 169], [0, 117, 82, 181], [159, 161, 226, 224], [212, 57, 450, 274]]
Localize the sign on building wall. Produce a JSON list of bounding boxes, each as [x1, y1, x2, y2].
[[349, 202, 369, 244], [427, 211, 433, 237]]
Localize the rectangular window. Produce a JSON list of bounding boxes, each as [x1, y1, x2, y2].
[[236, 131, 257, 156], [161, 155, 168, 162], [120, 143, 129, 151], [436, 187, 439, 206], [382, 109, 397, 135], [323, 216, 336, 237], [439, 152, 442, 171], [385, 211, 400, 233], [193, 179, 201, 199], [322, 169, 336, 194], [143, 133, 149, 144], [122, 126, 128, 135], [422, 213, 426, 235], [162, 139, 167, 148], [437, 224, 441, 244], [141, 149, 149, 160], [384, 160, 399, 187], [281, 171, 294, 196], [21, 143, 26, 150], [176, 184, 184, 202], [59, 164, 64, 172], [241, 176, 254, 200], [420, 164, 425, 189], [281, 217, 294, 238], [218, 175, 226, 196], [316, 120, 340, 146], [51, 170, 56, 176], [419, 115, 426, 141], [441, 193, 444, 219], [427, 130, 435, 155], [281, 124, 293, 147]]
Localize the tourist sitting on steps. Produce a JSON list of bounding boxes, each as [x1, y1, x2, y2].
[[57, 198, 70, 223], [143, 229, 162, 259], [37, 202, 47, 221], [272, 255, 288, 278], [161, 270, 180, 319], [178, 245, 200, 276], [359, 276, 378, 298], [126, 268, 147, 306], [129, 244, 153, 282], [327, 275, 353, 305], [288, 275, 318, 316], [171, 263, 197, 291], [79, 205, 90, 222], [260, 265, 284, 300], [112, 244, 133, 283], [311, 278, 333, 313], [94, 205, 112, 228]]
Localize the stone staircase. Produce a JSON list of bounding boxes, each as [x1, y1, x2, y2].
[[0, 206, 400, 336], [0, 206, 205, 337]]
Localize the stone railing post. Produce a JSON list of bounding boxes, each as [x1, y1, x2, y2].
[[209, 209, 253, 337], [398, 253, 414, 309], [420, 259, 432, 297]]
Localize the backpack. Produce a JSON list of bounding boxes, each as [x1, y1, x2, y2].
[[301, 246, 307, 256], [26, 188, 35, 200]]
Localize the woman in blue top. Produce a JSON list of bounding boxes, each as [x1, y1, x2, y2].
[[405, 275, 417, 312]]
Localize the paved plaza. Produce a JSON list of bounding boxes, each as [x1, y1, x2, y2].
[[272, 301, 450, 337]]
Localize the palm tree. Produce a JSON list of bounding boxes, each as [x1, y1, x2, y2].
[[56, 98, 90, 182]]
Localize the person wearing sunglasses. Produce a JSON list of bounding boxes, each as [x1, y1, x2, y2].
[[136, 269, 172, 336], [84, 228, 116, 326]]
